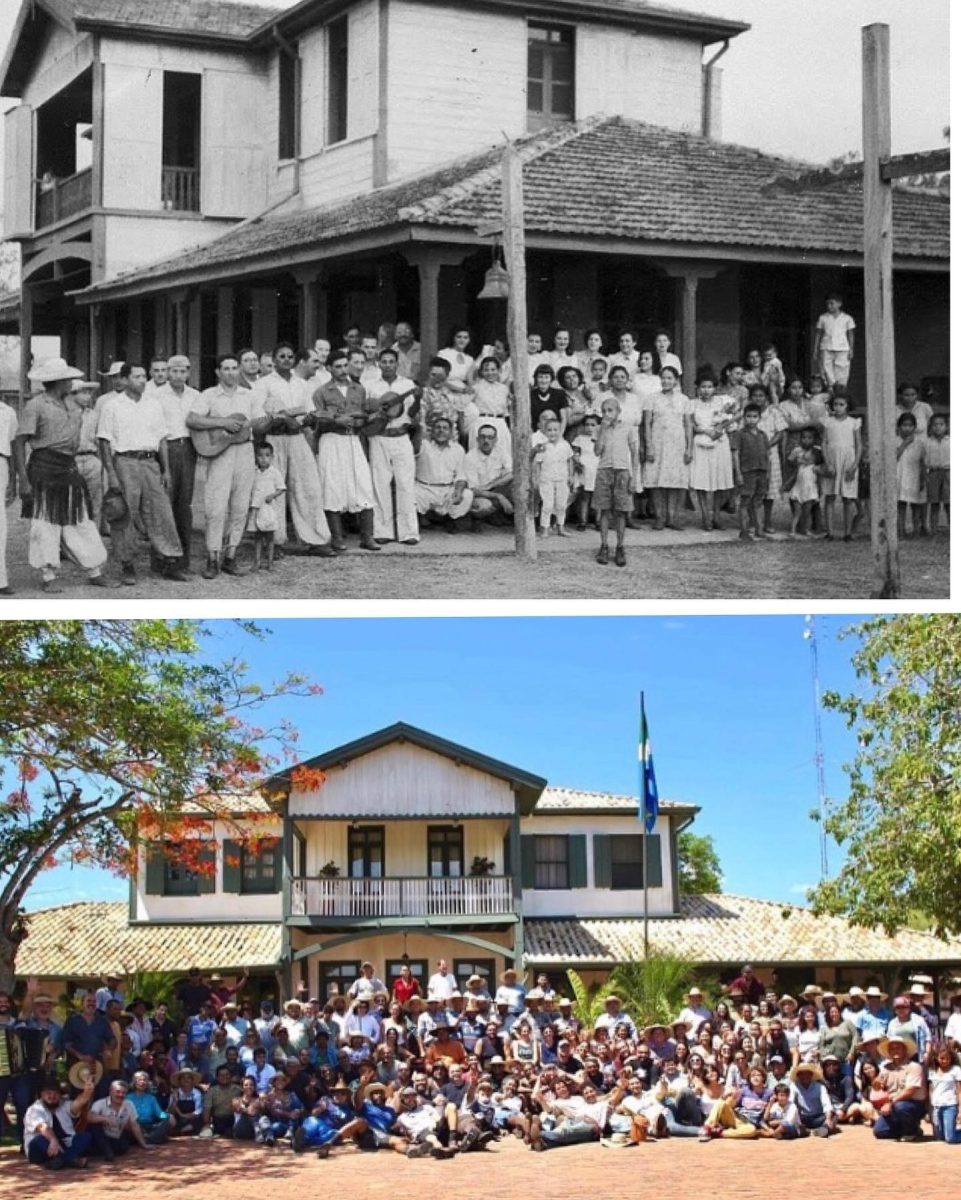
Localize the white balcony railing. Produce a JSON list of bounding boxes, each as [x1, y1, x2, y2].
[[289, 875, 513, 919]]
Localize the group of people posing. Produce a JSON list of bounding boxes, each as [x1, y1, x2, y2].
[[0, 297, 948, 592], [4, 959, 960, 1172]]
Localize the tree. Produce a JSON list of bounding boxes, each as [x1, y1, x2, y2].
[[608, 954, 715, 1027], [810, 615, 961, 939], [0, 620, 322, 991], [677, 831, 723, 894]]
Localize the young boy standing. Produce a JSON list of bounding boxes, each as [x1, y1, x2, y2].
[[923, 413, 949, 533], [732, 403, 770, 540], [813, 293, 856, 388], [532, 417, 574, 537], [593, 396, 638, 568]]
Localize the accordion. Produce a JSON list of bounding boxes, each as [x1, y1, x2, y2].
[[5, 1024, 51, 1073]]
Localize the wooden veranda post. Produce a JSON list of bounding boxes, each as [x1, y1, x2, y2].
[[862, 23, 900, 599], [502, 144, 536, 562]]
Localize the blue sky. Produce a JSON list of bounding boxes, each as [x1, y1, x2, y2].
[[22, 615, 871, 911]]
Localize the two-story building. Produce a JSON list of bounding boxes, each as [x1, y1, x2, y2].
[[1, 0, 949, 397], [17, 722, 961, 1010]]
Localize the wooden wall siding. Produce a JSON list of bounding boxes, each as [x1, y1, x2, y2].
[[201, 67, 268, 217], [385, 1, 526, 181], [575, 26, 703, 131], [300, 816, 510, 877], [298, 26, 328, 160], [101, 63, 163, 211], [347, 0, 380, 142], [288, 743, 516, 819], [3, 105, 33, 239], [22, 25, 93, 109], [102, 214, 234, 281], [300, 133, 377, 206]]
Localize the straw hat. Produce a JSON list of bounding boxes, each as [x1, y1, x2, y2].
[[686, 986, 704, 998], [879, 1034, 917, 1060], [642, 1023, 672, 1041], [907, 983, 932, 999], [777, 994, 798, 1010], [28, 357, 83, 384], [864, 985, 889, 1001], [361, 1081, 388, 1102], [99, 361, 125, 377], [525, 988, 544, 1001], [499, 968, 517, 982], [800, 984, 823, 997], [68, 1059, 104, 1089], [789, 1061, 823, 1084], [171, 1068, 203, 1089]]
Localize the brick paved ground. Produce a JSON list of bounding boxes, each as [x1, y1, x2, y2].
[[1, 1125, 958, 1200]]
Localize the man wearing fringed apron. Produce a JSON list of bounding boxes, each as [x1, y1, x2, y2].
[[13, 358, 118, 594]]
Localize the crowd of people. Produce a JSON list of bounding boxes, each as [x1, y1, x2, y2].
[[0, 295, 948, 592], [2, 960, 960, 1171]]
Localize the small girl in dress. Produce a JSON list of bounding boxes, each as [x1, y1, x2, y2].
[[690, 368, 734, 531], [819, 389, 862, 541], [247, 443, 287, 570], [753, 384, 788, 534], [787, 427, 822, 537], [572, 413, 600, 530], [895, 411, 927, 537]]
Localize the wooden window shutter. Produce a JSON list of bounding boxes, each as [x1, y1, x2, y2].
[[520, 836, 536, 889], [271, 840, 283, 891], [568, 835, 587, 888], [222, 839, 243, 893], [503, 830, 512, 877], [144, 842, 166, 894], [197, 843, 217, 894], [646, 834, 663, 888], [593, 834, 611, 888]]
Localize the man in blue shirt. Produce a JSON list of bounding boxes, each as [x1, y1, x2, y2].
[[185, 1001, 218, 1055]]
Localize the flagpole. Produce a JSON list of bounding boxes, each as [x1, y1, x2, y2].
[[641, 690, 649, 961]]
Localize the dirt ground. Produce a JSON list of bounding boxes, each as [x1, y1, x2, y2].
[[0, 507, 950, 601], [1, 1123, 958, 1200]]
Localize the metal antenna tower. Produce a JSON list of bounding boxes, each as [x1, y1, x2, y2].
[[803, 615, 830, 880]]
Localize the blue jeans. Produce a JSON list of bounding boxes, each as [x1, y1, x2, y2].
[[932, 1105, 960, 1144], [873, 1099, 925, 1140], [540, 1119, 599, 1149], [662, 1097, 703, 1137], [27, 1131, 93, 1167]]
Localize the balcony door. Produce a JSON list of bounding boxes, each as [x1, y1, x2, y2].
[[348, 825, 384, 878], [427, 825, 463, 877]]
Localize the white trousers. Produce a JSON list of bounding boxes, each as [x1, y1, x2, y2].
[[267, 433, 330, 545], [0, 457, 9, 588], [203, 442, 256, 554], [369, 435, 418, 542], [318, 434, 374, 512], [538, 479, 570, 527], [415, 482, 473, 520]]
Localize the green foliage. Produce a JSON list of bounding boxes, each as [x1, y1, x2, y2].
[[677, 831, 723, 894], [123, 969, 183, 1019], [566, 954, 719, 1030], [565, 969, 607, 1027], [810, 614, 961, 939]]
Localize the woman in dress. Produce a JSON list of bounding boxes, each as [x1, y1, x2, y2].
[[437, 327, 475, 394], [576, 328, 606, 378], [819, 388, 862, 540], [468, 355, 512, 453], [752, 383, 788, 534], [689, 368, 734, 531], [795, 1006, 821, 1066], [632, 350, 662, 406], [778, 375, 812, 491], [743, 348, 763, 388], [653, 330, 683, 378], [557, 365, 595, 438], [548, 327, 578, 377], [643, 365, 693, 530]]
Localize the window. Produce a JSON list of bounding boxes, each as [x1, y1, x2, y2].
[[454, 960, 496, 989], [428, 825, 464, 877], [348, 825, 384, 878], [164, 843, 199, 896], [593, 833, 662, 890], [386, 959, 429, 989], [610, 836, 644, 889], [278, 48, 299, 160], [161, 72, 201, 211], [527, 24, 574, 131], [241, 841, 279, 894], [319, 960, 360, 1000], [534, 835, 569, 889], [327, 16, 349, 144]]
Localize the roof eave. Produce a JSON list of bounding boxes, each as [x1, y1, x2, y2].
[[75, 17, 258, 50], [0, 0, 77, 100]]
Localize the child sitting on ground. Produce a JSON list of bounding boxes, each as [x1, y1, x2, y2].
[[246, 442, 287, 570]]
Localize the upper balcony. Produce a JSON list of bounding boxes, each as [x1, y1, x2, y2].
[[289, 875, 515, 922], [36, 167, 92, 229]]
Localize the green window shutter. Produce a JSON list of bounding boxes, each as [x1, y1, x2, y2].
[[593, 834, 611, 888], [568, 835, 587, 888], [197, 843, 217, 894], [503, 830, 512, 877], [222, 839, 243, 893], [646, 834, 663, 888], [271, 841, 283, 892], [144, 842, 166, 895], [520, 836, 536, 889]]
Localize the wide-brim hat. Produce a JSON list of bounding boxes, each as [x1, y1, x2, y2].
[[864, 986, 889, 1001], [846, 986, 865, 1000], [777, 994, 798, 1010], [790, 1062, 823, 1084], [464, 1000, 480, 1012], [68, 1060, 104, 1089], [642, 1024, 672, 1040], [29, 357, 84, 384], [499, 968, 518, 982], [687, 986, 703, 997], [362, 1081, 388, 1102], [907, 983, 932, 999], [525, 988, 544, 1001], [801, 984, 823, 997], [171, 1068, 202, 1088], [466, 975, 484, 986], [879, 1034, 917, 1059], [99, 361, 125, 377], [557, 997, 572, 1007], [283, 999, 303, 1012]]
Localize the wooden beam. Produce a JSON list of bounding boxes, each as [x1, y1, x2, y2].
[[862, 23, 900, 598], [762, 147, 950, 194], [503, 144, 536, 562]]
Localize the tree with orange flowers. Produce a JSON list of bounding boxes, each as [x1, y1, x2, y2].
[[0, 620, 322, 991]]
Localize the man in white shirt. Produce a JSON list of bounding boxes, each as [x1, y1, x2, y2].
[[466, 425, 513, 525], [347, 962, 388, 1001], [24, 1076, 94, 1169], [392, 322, 422, 383], [98, 362, 188, 585], [143, 356, 168, 397], [676, 986, 713, 1040], [426, 960, 458, 1001], [366, 347, 421, 545], [414, 418, 473, 527], [86, 1078, 153, 1160], [152, 354, 199, 572], [253, 344, 333, 556]]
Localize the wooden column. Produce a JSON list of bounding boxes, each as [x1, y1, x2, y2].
[[19, 283, 33, 399], [417, 254, 442, 361], [293, 267, 320, 348], [88, 304, 102, 380], [216, 286, 234, 357], [679, 272, 698, 391], [862, 23, 900, 599]]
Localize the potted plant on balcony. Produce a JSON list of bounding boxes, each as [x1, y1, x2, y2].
[[469, 855, 496, 877], [319, 861, 340, 877]]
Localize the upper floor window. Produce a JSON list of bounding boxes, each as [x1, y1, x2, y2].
[[162, 72, 202, 212], [241, 841, 279, 894], [163, 843, 199, 896], [327, 16, 349, 144], [534, 835, 569, 889], [349, 825, 384, 878], [527, 24, 574, 131], [278, 47, 300, 160], [428, 825, 463, 878]]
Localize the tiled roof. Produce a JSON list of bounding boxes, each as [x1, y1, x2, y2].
[[535, 786, 694, 814], [18, 903, 282, 978], [71, 0, 286, 38], [525, 894, 961, 966], [80, 115, 949, 300]]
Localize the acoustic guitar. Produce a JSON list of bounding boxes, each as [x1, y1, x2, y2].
[[190, 415, 252, 458]]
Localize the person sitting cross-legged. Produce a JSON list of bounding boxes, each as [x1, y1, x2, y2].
[[873, 1035, 927, 1141], [23, 1075, 95, 1170], [414, 417, 473, 531], [85, 1077, 157, 1161]]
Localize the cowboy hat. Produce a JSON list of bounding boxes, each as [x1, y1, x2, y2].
[[171, 1068, 203, 1088], [603, 994, 622, 1005], [789, 1062, 823, 1083], [99, 361, 125, 377], [907, 983, 932, 998], [525, 988, 544, 1001], [846, 986, 865, 1000], [28, 357, 84, 384], [800, 984, 823, 996], [879, 1034, 917, 1059], [283, 998, 303, 1011], [686, 986, 704, 997], [466, 975, 484, 986], [361, 1081, 388, 1102], [864, 986, 889, 1001], [557, 997, 572, 1007], [777, 994, 798, 1009], [499, 968, 518, 981], [642, 1024, 672, 1040], [68, 1060, 104, 1089]]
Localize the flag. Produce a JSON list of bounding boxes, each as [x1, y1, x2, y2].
[[638, 694, 659, 833]]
